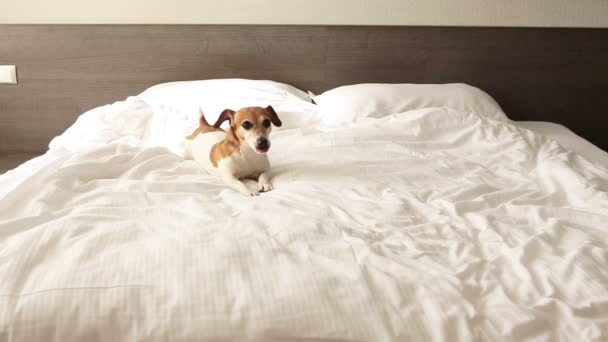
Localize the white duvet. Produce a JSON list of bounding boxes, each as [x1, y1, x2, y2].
[[1, 100, 608, 342]]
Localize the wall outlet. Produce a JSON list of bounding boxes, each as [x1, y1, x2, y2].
[[0, 65, 18, 84]]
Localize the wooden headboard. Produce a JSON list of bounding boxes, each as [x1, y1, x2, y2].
[[1, 25, 607, 152]]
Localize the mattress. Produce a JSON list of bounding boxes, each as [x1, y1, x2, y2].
[[1, 103, 607, 341]]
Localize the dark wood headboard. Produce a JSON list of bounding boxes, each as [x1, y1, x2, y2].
[[1, 25, 607, 152]]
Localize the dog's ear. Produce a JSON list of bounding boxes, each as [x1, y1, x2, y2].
[[266, 105, 282, 127], [213, 109, 235, 128]]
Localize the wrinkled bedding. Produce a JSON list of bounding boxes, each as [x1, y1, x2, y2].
[[1, 101, 607, 341]]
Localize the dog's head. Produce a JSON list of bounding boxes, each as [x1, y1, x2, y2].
[[213, 105, 282, 154]]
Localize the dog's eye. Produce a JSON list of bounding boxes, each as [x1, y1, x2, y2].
[[262, 119, 271, 128], [242, 121, 253, 130]]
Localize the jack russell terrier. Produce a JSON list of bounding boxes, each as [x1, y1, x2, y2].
[[184, 106, 282, 196]]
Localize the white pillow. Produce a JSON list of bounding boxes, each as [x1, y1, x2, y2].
[[49, 97, 154, 153], [48, 80, 320, 156], [138, 78, 318, 130], [311, 83, 507, 126]]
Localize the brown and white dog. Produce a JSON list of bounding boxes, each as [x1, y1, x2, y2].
[[184, 106, 282, 196]]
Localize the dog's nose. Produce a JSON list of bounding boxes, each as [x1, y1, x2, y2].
[[256, 137, 270, 150]]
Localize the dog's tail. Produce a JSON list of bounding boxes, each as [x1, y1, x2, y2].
[[198, 108, 212, 127], [183, 108, 209, 159]]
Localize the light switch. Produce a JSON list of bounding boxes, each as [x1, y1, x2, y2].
[[0, 65, 17, 84]]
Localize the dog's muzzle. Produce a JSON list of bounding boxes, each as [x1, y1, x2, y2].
[[255, 137, 270, 153]]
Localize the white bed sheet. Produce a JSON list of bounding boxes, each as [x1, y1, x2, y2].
[[515, 121, 608, 168], [1, 105, 608, 342]]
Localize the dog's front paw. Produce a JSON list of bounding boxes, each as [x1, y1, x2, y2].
[[258, 183, 273, 192], [237, 189, 259, 197]]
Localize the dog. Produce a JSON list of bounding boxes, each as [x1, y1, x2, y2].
[[184, 106, 282, 196]]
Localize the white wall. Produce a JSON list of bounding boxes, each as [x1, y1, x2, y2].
[[1, 0, 607, 27]]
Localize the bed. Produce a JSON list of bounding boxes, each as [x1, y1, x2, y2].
[[1, 25, 608, 342]]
